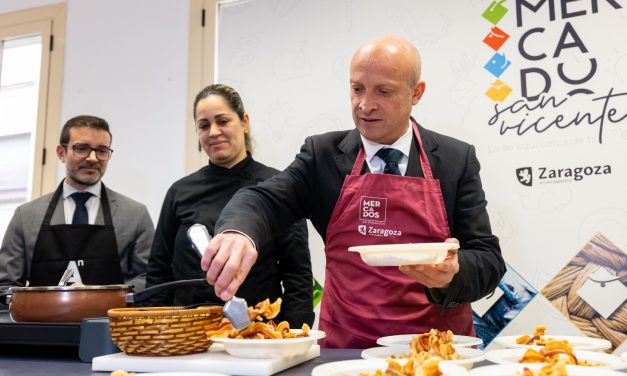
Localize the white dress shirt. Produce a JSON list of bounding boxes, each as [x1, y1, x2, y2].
[[62, 181, 102, 224], [360, 122, 413, 176]]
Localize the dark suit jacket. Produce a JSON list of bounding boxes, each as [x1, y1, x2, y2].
[[216, 124, 506, 309]]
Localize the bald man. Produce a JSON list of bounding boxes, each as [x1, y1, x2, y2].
[[201, 35, 505, 348]]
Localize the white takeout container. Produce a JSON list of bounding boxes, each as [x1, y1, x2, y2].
[[348, 242, 459, 266], [210, 329, 325, 358]]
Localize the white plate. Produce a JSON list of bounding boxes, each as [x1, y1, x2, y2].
[[348, 242, 459, 266], [139, 373, 228, 376], [484, 348, 625, 369], [311, 358, 468, 376], [469, 363, 627, 375], [210, 329, 325, 358], [377, 334, 483, 347], [361, 345, 485, 369], [494, 335, 612, 351]]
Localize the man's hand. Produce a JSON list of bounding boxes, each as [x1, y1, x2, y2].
[[200, 232, 257, 301], [398, 238, 459, 288]]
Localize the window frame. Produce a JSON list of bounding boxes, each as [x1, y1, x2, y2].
[[0, 3, 66, 198], [185, 0, 217, 173]]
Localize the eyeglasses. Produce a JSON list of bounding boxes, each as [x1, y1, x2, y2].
[[62, 143, 114, 161]]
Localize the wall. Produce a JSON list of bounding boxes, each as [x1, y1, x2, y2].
[[0, 0, 190, 222]]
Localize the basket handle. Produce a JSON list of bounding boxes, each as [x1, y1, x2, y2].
[[126, 279, 208, 304]]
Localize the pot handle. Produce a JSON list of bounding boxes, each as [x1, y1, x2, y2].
[[0, 290, 11, 306], [126, 278, 208, 304]]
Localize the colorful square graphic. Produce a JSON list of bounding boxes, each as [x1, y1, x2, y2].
[[484, 52, 512, 78], [482, 0, 509, 25], [540, 232, 627, 351], [473, 262, 538, 348], [483, 26, 510, 51], [485, 79, 513, 102]]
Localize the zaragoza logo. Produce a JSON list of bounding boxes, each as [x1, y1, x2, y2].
[[516, 165, 611, 186], [516, 167, 532, 186]]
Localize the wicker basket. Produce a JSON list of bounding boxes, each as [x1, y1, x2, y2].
[[108, 306, 223, 356]]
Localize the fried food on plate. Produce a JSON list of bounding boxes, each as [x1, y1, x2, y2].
[[205, 298, 310, 339], [516, 325, 549, 345], [518, 339, 602, 367], [359, 355, 444, 376]]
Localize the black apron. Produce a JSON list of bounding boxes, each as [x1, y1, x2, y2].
[[29, 181, 124, 286]]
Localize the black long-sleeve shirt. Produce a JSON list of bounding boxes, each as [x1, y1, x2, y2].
[[146, 155, 314, 326]]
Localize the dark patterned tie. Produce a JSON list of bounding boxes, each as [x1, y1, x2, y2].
[[71, 192, 93, 224], [375, 148, 404, 175]]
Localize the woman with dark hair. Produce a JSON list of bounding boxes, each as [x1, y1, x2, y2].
[[146, 84, 314, 326]]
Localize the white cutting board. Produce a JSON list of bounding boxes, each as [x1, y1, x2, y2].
[[92, 344, 320, 376]]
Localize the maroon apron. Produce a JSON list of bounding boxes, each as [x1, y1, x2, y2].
[[319, 122, 474, 348]]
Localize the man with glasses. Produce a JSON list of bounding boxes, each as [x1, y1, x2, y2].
[[0, 115, 154, 290]]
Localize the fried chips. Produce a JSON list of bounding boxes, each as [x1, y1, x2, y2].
[[205, 298, 310, 340]]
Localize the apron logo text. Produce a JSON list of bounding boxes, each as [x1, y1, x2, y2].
[[359, 196, 387, 222], [356, 225, 402, 237]]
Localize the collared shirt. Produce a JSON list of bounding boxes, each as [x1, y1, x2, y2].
[[62, 181, 102, 224], [360, 122, 413, 176]]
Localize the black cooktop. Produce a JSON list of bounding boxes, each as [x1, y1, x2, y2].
[[0, 310, 81, 346], [0, 310, 118, 361]]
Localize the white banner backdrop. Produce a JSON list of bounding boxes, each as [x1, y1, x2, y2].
[[215, 0, 627, 352]]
